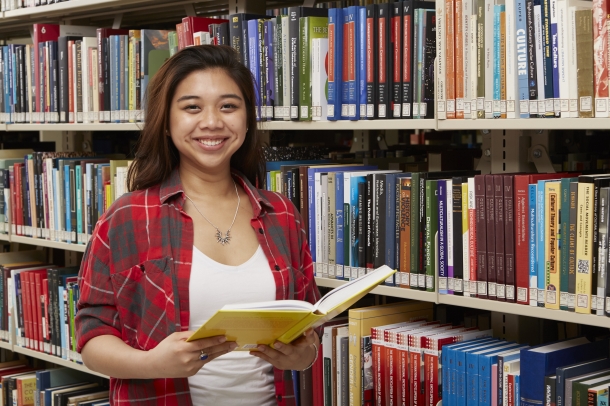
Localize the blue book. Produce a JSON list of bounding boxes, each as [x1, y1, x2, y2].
[[292, 370, 300, 406], [350, 175, 367, 270], [516, 0, 530, 118], [455, 340, 505, 406], [52, 168, 59, 241], [9, 45, 15, 121], [520, 337, 610, 406], [327, 8, 344, 121], [335, 172, 345, 280], [265, 159, 331, 172], [514, 374, 520, 406], [264, 20, 275, 121], [247, 19, 262, 121], [493, 5, 503, 118], [529, 183, 537, 306], [109, 35, 120, 123], [465, 342, 519, 406], [556, 358, 610, 406], [36, 368, 90, 406], [443, 338, 496, 406], [2, 47, 9, 122], [344, 7, 358, 119], [357, 6, 367, 119], [438, 180, 448, 293], [478, 345, 527, 406], [496, 348, 527, 406]]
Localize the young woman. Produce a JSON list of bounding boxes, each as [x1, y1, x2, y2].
[[75, 45, 320, 406]]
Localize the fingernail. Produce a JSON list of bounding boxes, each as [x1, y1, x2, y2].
[[274, 342, 282, 349], [257, 345, 266, 352], [218, 337, 227, 344]]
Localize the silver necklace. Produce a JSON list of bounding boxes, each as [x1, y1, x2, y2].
[[185, 180, 240, 245]]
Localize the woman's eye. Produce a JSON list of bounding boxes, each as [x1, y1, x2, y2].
[[222, 103, 237, 110], [185, 105, 200, 111]]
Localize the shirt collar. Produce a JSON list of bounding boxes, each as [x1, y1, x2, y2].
[[159, 167, 273, 216]]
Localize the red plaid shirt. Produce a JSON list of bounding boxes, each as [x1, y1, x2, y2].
[[76, 168, 320, 405]]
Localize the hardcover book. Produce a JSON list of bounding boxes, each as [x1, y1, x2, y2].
[[187, 265, 396, 349]]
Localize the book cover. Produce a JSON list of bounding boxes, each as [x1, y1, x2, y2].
[[494, 174, 506, 301], [575, 9, 594, 117], [366, 4, 378, 119], [377, 3, 392, 119], [544, 181, 561, 310], [503, 175, 516, 302], [140, 30, 170, 113], [187, 265, 396, 348], [327, 8, 344, 121]]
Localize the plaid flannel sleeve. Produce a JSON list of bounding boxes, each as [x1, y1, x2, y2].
[[76, 219, 123, 353]]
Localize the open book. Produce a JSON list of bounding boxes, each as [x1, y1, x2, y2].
[[187, 265, 396, 350]]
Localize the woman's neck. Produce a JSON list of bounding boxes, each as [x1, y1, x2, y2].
[[179, 164, 236, 200]]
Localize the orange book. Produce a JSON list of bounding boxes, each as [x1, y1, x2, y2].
[[445, 0, 456, 118], [399, 177, 412, 288], [455, 0, 465, 118], [500, 11, 507, 119]]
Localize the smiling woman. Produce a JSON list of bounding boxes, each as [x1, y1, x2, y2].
[[74, 45, 321, 406]]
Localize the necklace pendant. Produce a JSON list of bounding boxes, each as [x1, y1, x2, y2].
[[216, 229, 231, 245]]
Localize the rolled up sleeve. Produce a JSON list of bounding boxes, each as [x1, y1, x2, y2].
[[76, 222, 122, 353]]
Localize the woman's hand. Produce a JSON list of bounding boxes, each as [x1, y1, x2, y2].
[[148, 332, 238, 378], [249, 329, 319, 371]]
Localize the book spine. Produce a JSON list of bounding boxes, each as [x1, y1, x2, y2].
[[516, 0, 530, 118], [476, 0, 485, 118], [504, 175, 516, 302], [557, 0, 569, 117], [541, 0, 555, 116], [76, 40, 83, 123], [462, 181, 470, 297], [576, 10, 594, 117], [534, 1, 546, 117], [289, 9, 301, 120], [335, 173, 344, 280], [537, 180, 547, 306], [391, 3, 402, 118], [399, 178, 412, 288], [475, 175, 487, 298], [485, 175, 497, 299], [402, 1, 413, 118], [327, 9, 340, 121], [422, 11, 436, 119], [500, 8, 507, 118], [385, 175, 397, 285], [377, 3, 391, 119], [366, 174, 375, 270], [411, 173, 422, 288], [597, 188, 609, 315], [568, 7, 579, 117], [438, 180, 448, 294], [425, 180, 438, 292], [358, 7, 367, 119], [346, 7, 358, 120], [495, 174, 506, 301], [544, 182, 561, 310], [529, 184, 538, 306], [559, 179, 571, 310], [446, 0, 456, 119], [525, 0, 538, 115], [367, 4, 378, 119], [299, 17, 310, 121]]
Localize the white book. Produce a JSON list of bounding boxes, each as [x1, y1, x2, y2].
[[534, 5, 546, 116], [25, 44, 32, 123], [470, 14, 478, 119], [321, 174, 330, 278], [81, 37, 97, 124], [558, 0, 571, 118], [335, 326, 349, 406], [91, 48, 100, 123], [71, 41, 78, 123], [45, 158, 55, 241], [437, 1, 447, 119], [311, 37, 328, 121], [314, 172, 323, 277], [463, 0, 473, 118], [593, 0, 609, 117], [503, 361, 521, 406], [484, 0, 494, 118], [505, 0, 518, 118], [281, 15, 291, 120]]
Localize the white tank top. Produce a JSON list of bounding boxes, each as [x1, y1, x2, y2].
[[188, 245, 277, 406]]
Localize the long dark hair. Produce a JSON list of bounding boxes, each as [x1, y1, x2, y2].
[[127, 45, 265, 191]]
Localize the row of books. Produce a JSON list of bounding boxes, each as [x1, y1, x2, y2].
[[0, 0, 66, 11], [0, 250, 85, 367], [0, 360, 109, 406], [266, 161, 610, 315], [313, 301, 609, 406], [437, 0, 608, 119], [0, 150, 130, 245]]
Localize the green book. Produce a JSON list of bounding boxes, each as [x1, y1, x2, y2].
[[109, 160, 129, 205], [299, 16, 328, 121], [573, 374, 610, 406], [425, 179, 438, 292], [559, 177, 578, 310]]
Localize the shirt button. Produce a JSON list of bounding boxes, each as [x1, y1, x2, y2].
[[259, 228, 264, 234], [277, 395, 282, 402], [275, 265, 280, 271]]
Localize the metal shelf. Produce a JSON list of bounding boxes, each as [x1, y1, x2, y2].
[[0, 340, 12, 350], [11, 346, 109, 379], [315, 277, 437, 302], [438, 294, 610, 329], [2, 0, 157, 20], [5, 123, 143, 132], [436, 118, 610, 131], [0, 233, 9, 242], [10, 236, 87, 252], [260, 119, 437, 131]]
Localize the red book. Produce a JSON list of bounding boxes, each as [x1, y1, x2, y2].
[[377, 3, 391, 118], [485, 174, 497, 300], [391, 3, 402, 118], [33, 24, 60, 122], [474, 174, 487, 298], [176, 23, 185, 50], [507, 373, 515, 406], [494, 174, 506, 301], [20, 271, 31, 349], [182, 17, 228, 48], [513, 173, 566, 305], [503, 174, 516, 302], [34, 271, 48, 353]]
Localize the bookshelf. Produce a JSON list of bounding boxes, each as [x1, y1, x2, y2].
[[0, 0, 608, 387]]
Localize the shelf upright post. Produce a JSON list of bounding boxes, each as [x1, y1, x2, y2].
[[478, 129, 537, 174], [350, 129, 370, 153], [229, 0, 265, 14]]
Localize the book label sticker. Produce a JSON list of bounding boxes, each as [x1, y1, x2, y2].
[[497, 284, 505, 299], [426, 275, 433, 289], [519, 100, 529, 113], [560, 292, 569, 307], [454, 279, 463, 292], [506, 286, 515, 300], [580, 96, 592, 112], [478, 281, 487, 295], [489, 282, 497, 297], [568, 293, 575, 309], [448, 278, 455, 291], [507, 100, 515, 112], [418, 274, 425, 288], [439, 277, 447, 290], [402, 103, 411, 117], [537, 289, 545, 304], [464, 102, 471, 115], [546, 290, 556, 304], [577, 293, 589, 308]]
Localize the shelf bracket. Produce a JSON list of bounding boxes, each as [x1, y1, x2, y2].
[[229, 0, 265, 15], [112, 13, 123, 30], [184, 4, 196, 17], [476, 130, 492, 174], [350, 130, 370, 153], [302, 0, 317, 7], [527, 130, 556, 173]]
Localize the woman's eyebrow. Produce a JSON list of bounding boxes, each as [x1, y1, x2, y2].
[[175, 94, 243, 102]]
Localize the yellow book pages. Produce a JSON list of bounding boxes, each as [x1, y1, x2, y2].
[[105, 184, 112, 211], [545, 181, 561, 310], [187, 265, 397, 350], [575, 181, 594, 313], [109, 160, 129, 204]]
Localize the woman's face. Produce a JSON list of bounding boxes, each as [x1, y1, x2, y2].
[[169, 68, 247, 176]]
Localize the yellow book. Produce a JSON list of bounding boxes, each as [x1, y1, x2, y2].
[[187, 265, 397, 349], [575, 177, 598, 313], [105, 184, 112, 211], [16, 373, 37, 406], [109, 160, 129, 204], [545, 181, 561, 310]]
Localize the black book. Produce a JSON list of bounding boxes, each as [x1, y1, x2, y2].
[[422, 9, 436, 119], [525, 0, 538, 115], [229, 13, 267, 67], [288, 6, 328, 120], [14, 46, 22, 120], [366, 4, 378, 119], [376, 3, 392, 119], [49, 40, 59, 123], [373, 173, 387, 269], [21, 165, 31, 233], [68, 161, 77, 244], [218, 21, 230, 45], [18, 45, 27, 122]]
